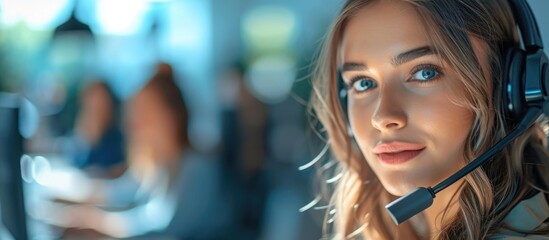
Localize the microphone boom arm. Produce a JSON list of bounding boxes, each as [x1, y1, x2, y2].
[[385, 107, 542, 225]]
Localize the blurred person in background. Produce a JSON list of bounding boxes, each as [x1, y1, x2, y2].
[[65, 80, 126, 178], [218, 64, 270, 239], [36, 63, 229, 239]]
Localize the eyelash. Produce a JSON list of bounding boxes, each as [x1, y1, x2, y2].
[[409, 63, 444, 83], [345, 76, 373, 92], [343, 63, 444, 94]]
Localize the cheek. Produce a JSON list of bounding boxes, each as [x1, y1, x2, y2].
[[347, 98, 375, 136], [417, 100, 474, 140], [420, 105, 474, 171]]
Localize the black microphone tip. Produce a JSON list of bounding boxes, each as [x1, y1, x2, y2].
[[385, 187, 435, 225]]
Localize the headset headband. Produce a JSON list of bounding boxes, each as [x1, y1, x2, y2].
[[509, 0, 544, 50]]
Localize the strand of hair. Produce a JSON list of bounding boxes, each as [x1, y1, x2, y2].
[[346, 224, 367, 239], [299, 195, 322, 212], [298, 143, 330, 170], [326, 172, 343, 184]]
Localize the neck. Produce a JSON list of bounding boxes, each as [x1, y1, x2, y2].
[[422, 179, 464, 238]]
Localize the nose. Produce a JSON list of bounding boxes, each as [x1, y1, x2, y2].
[[371, 87, 407, 131]]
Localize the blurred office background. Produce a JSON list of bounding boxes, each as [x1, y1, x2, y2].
[[0, 0, 344, 239], [1, 0, 548, 239]]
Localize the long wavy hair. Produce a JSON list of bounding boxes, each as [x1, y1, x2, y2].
[[309, 0, 549, 239]]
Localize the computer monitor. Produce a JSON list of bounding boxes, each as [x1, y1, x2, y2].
[[0, 93, 28, 240]]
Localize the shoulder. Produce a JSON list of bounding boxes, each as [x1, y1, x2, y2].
[[489, 235, 549, 240], [491, 192, 549, 239]]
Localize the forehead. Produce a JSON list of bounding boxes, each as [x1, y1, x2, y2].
[[340, 0, 431, 62]]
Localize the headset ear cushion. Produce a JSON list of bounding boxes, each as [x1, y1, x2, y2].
[[503, 47, 526, 119]]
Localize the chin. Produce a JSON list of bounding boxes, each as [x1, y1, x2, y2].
[[379, 177, 433, 197], [383, 184, 416, 197], [374, 165, 456, 197]]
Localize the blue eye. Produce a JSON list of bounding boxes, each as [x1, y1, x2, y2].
[[412, 66, 440, 81], [352, 78, 377, 92]]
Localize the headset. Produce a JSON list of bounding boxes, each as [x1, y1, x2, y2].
[[337, 0, 549, 224]]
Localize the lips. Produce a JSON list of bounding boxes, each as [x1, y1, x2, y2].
[[373, 142, 425, 165]]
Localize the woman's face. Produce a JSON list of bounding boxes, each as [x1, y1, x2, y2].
[[340, 0, 482, 196]]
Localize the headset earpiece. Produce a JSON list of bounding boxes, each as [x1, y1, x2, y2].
[[503, 0, 549, 121], [502, 41, 549, 121], [337, 70, 348, 118], [503, 47, 527, 119], [337, 70, 354, 137]]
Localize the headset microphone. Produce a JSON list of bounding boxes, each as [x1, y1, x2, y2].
[[385, 107, 541, 224], [383, 0, 549, 224]]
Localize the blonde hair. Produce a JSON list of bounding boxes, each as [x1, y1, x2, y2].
[[309, 0, 549, 239]]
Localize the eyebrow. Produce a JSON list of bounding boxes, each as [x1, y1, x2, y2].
[[341, 46, 434, 72]]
